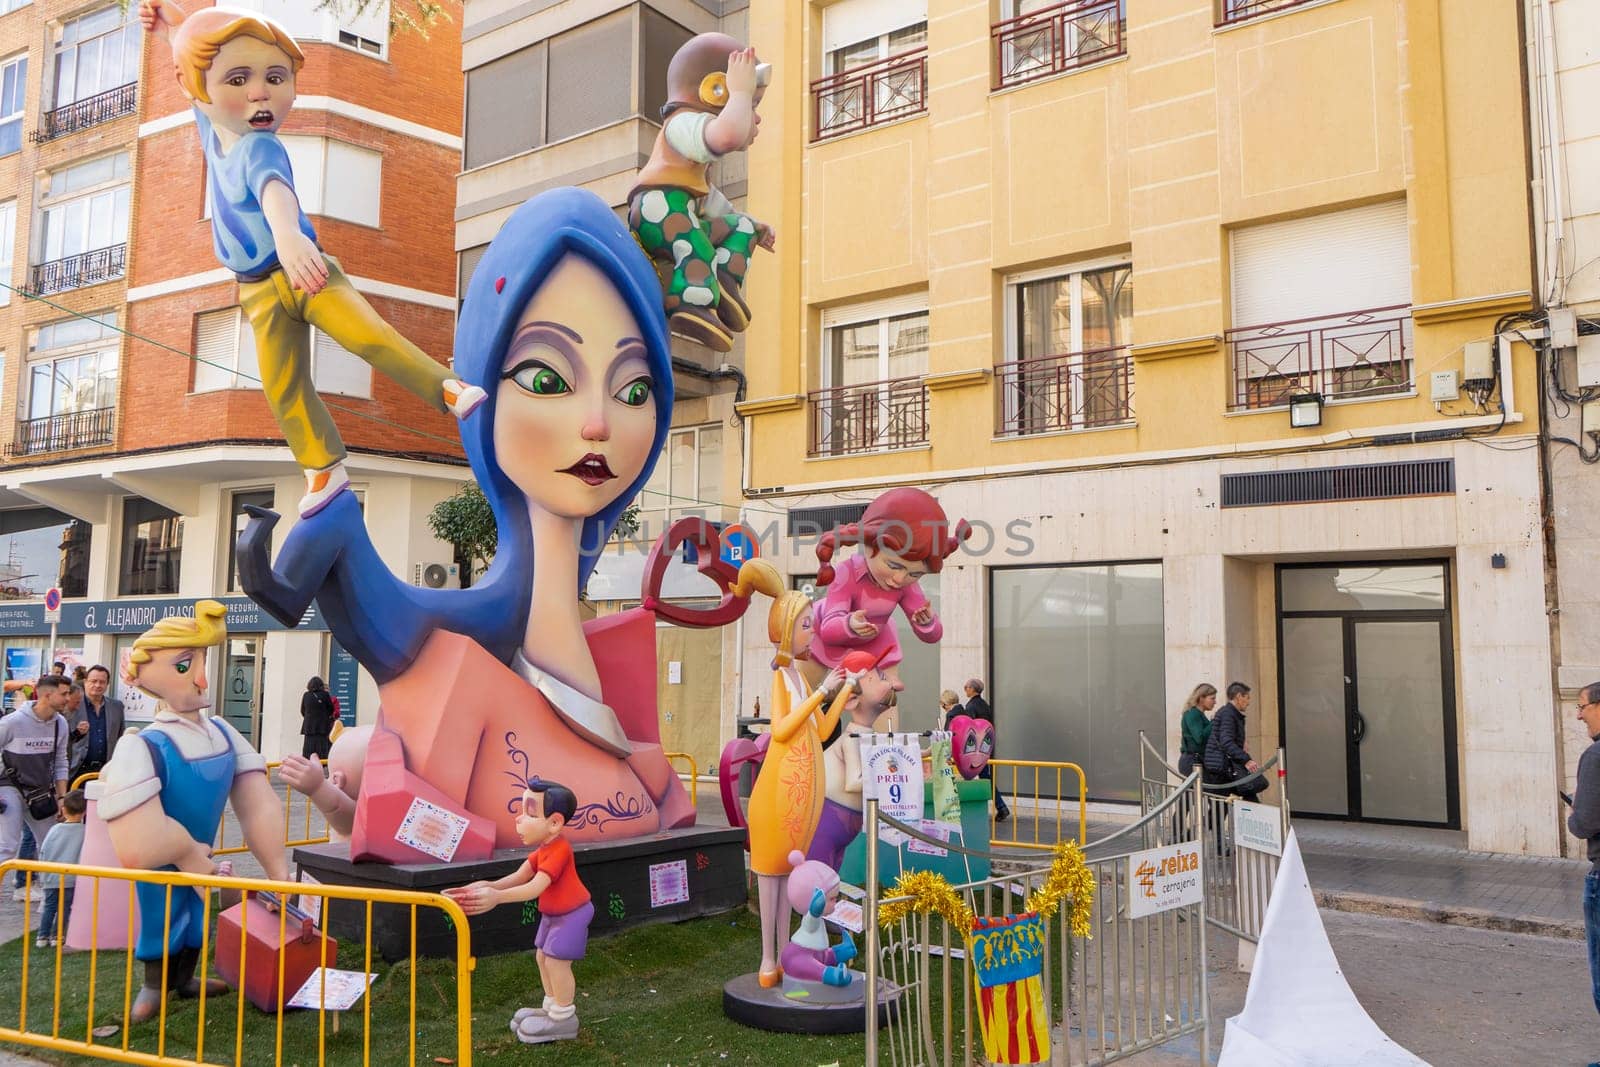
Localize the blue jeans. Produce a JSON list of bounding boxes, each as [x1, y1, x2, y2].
[[15, 823, 35, 888], [1585, 870, 1600, 1018], [37, 886, 72, 940]]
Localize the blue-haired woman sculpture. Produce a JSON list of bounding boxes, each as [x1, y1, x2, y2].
[[239, 187, 699, 844]]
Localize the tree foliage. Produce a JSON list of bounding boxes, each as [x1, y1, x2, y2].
[[428, 482, 642, 580]]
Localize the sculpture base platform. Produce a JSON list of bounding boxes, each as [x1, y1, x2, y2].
[[293, 825, 745, 962], [722, 972, 901, 1034]]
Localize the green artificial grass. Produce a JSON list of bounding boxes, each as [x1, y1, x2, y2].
[[0, 906, 868, 1066]]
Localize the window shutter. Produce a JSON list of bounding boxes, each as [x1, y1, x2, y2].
[[822, 0, 927, 53], [821, 292, 928, 330], [193, 308, 239, 392], [311, 328, 372, 398], [1230, 200, 1411, 328], [281, 136, 325, 215], [324, 141, 381, 227]]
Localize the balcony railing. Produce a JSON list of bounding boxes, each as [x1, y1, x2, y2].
[[808, 376, 930, 456], [1227, 305, 1414, 411], [32, 83, 137, 143], [29, 244, 127, 295], [5, 407, 116, 458], [996, 345, 1134, 436], [811, 48, 928, 142], [1216, 0, 1323, 27], [993, 0, 1126, 90]]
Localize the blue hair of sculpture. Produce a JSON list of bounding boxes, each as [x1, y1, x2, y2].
[[238, 187, 675, 683]]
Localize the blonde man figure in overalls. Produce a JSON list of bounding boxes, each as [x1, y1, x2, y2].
[[99, 602, 288, 1022]]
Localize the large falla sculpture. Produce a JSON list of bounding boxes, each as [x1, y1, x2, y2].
[[239, 186, 752, 858]]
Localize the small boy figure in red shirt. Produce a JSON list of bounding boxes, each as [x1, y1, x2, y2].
[[445, 778, 592, 1044]]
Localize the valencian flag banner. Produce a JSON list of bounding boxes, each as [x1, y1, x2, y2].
[[970, 911, 1049, 1065]]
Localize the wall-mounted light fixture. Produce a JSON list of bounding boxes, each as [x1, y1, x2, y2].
[[1288, 392, 1324, 429]]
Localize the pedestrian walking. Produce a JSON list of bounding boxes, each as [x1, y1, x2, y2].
[[1566, 681, 1600, 1032], [0, 675, 72, 885], [936, 689, 962, 732], [300, 676, 338, 760], [1179, 683, 1218, 777], [1202, 681, 1264, 802], [35, 788, 86, 947], [964, 678, 1010, 822], [67, 665, 125, 779]]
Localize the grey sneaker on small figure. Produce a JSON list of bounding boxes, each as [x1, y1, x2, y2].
[[515, 1011, 579, 1044]]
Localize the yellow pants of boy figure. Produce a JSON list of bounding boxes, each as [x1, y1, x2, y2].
[[240, 256, 451, 472]]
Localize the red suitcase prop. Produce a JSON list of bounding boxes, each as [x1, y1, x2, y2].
[[215, 891, 339, 1012]]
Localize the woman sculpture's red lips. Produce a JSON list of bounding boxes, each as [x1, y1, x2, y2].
[[561, 453, 615, 485]]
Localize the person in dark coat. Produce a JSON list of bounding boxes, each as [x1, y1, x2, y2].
[[1202, 681, 1263, 802], [299, 677, 337, 759], [964, 678, 1010, 821], [67, 665, 125, 778]]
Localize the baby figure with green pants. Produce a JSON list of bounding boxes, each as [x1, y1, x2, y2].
[[140, 0, 485, 517]]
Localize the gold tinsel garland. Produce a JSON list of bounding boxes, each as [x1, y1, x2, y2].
[[877, 842, 1095, 939]]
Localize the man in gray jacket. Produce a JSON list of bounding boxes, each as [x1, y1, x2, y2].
[[68, 665, 124, 778], [1567, 681, 1600, 1024], [0, 675, 72, 869]]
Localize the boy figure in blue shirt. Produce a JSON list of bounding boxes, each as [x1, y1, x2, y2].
[[140, 0, 485, 517]]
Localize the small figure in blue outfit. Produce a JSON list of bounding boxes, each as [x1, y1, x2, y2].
[[99, 601, 288, 1023]]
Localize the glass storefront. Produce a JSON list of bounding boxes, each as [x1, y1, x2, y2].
[[991, 563, 1165, 803]]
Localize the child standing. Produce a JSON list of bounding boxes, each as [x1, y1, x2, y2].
[[36, 789, 87, 948], [445, 779, 593, 1045], [139, 0, 485, 517]]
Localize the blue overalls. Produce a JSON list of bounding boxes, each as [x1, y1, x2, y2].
[[133, 720, 237, 962]]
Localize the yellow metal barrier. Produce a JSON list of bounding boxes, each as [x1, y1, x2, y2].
[[985, 758, 1089, 850], [67, 764, 332, 859], [0, 858, 474, 1066], [662, 751, 699, 807]]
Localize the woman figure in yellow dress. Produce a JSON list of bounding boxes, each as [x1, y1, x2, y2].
[[733, 558, 856, 987]]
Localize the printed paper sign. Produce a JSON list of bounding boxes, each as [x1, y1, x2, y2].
[[1234, 801, 1283, 857], [394, 797, 470, 862], [827, 900, 864, 934], [297, 873, 323, 928], [863, 734, 925, 826], [906, 819, 958, 857], [1127, 841, 1203, 919], [286, 968, 377, 1012], [648, 859, 690, 908]]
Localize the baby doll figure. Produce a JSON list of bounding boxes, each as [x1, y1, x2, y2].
[[779, 849, 858, 995]]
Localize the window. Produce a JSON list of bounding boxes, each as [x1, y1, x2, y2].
[[815, 0, 927, 138], [1228, 200, 1413, 410], [813, 298, 929, 455], [0, 0, 31, 16], [458, 244, 488, 307], [635, 423, 724, 539], [1001, 262, 1133, 434], [995, 0, 1126, 89], [0, 200, 15, 304], [991, 563, 1165, 802], [53, 7, 138, 109], [38, 152, 131, 264], [280, 137, 382, 227], [0, 513, 92, 599], [193, 307, 260, 392], [226, 489, 274, 592], [310, 328, 372, 398], [465, 45, 545, 168], [640, 7, 692, 124], [336, 0, 388, 57], [118, 497, 183, 596], [545, 11, 633, 143], [27, 312, 119, 421], [0, 54, 25, 156], [227, 0, 386, 54]]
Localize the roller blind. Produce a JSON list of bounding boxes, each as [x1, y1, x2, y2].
[[312, 329, 372, 398], [821, 0, 928, 53], [1230, 200, 1411, 328]]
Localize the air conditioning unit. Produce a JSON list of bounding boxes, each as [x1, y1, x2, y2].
[[411, 561, 460, 589]]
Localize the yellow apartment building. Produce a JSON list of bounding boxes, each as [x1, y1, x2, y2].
[[736, 0, 1554, 854]]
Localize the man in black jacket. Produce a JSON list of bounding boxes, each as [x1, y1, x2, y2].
[[68, 665, 124, 778], [964, 678, 1010, 822], [1202, 681, 1263, 802], [1566, 681, 1600, 1022]]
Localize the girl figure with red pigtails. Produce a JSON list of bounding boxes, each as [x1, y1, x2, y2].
[[808, 488, 971, 694]]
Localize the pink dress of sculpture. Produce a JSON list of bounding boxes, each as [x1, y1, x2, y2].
[[807, 488, 971, 691]]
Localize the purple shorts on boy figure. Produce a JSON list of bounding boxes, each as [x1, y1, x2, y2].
[[535, 900, 595, 960], [806, 798, 863, 871]]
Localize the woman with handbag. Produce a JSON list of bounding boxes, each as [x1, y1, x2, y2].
[[1178, 683, 1217, 777], [0, 675, 71, 873], [300, 677, 338, 760]]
